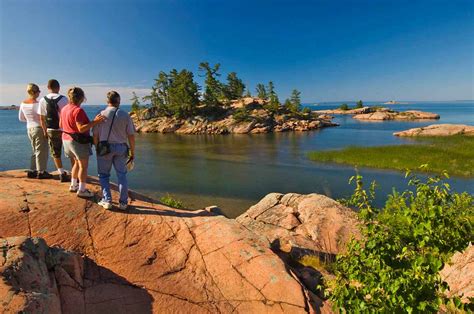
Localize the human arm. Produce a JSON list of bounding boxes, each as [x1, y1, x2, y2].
[[76, 114, 105, 133], [40, 116, 47, 136], [18, 105, 26, 122], [92, 125, 99, 146], [37, 100, 47, 136], [127, 134, 135, 160]]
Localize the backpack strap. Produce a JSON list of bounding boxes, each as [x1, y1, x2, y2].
[[106, 109, 118, 141]]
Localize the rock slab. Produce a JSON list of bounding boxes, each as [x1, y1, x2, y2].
[[0, 171, 312, 313], [393, 124, 474, 137]]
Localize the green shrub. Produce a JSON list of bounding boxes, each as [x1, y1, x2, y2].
[[232, 107, 252, 122], [339, 103, 349, 110], [327, 169, 473, 313], [160, 193, 185, 209]]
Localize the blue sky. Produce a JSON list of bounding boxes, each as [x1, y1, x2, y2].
[[0, 0, 473, 104]]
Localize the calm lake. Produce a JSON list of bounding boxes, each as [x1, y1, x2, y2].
[[1, 101, 473, 217]]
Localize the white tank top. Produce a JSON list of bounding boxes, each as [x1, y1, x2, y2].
[[19, 102, 41, 128]]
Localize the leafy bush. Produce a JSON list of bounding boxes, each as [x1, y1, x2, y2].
[[339, 103, 349, 110], [328, 169, 473, 312], [160, 193, 185, 209]]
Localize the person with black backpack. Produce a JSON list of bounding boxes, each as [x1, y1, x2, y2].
[[38, 79, 70, 182]]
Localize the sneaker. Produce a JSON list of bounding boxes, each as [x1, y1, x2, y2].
[[118, 202, 128, 210], [59, 172, 70, 183], [77, 189, 94, 198], [37, 171, 53, 179], [98, 199, 112, 210], [69, 185, 79, 193], [27, 170, 37, 178]]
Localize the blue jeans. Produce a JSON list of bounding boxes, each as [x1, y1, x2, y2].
[[97, 143, 129, 204]]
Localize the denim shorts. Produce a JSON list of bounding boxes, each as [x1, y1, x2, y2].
[[63, 140, 92, 160]]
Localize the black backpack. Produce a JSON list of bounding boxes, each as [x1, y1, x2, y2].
[[44, 95, 64, 129]]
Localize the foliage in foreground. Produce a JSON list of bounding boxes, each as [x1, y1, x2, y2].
[[160, 194, 185, 209], [308, 135, 474, 177], [327, 170, 473, 312]]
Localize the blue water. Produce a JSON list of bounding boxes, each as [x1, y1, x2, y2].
[[1, 101, 473, 217]]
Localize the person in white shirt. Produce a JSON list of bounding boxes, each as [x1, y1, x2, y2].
[[37, 79, 69, 182], [18, 83, 52, 179]]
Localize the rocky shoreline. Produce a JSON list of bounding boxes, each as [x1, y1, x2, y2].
[[132, 97, 338, 134], [314, 106, 440, 121], [1, 170, 472, 313], [394, 124, 474, 137]]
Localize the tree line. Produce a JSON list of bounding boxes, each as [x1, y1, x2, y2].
[[131, 62, 304, 119]]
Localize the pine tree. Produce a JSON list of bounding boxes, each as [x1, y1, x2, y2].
[[167, 69, 200, 118], [224, 72, 245, 100], [256, 83, 267, 99], [356, 100, 363, 108], [244, 88, 251, 98], [289, 89, 301, 113], [265, 81, 280, 115], [199, 62, 224, 113], [130, 92, 141, 113]]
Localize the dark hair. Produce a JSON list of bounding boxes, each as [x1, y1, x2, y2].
[[68, 87, 86, 104], [47, 79, 60, 90], [107, 90, 121, 106]]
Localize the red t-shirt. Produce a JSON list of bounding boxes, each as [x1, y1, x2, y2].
[[60, 103, 90, 141]]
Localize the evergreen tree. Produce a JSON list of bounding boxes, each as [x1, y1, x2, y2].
[[265, 81, 280, 115], [224, 72, 245, 100], [256, 83, 267, 99], [167, 69, 200, 118], [130, 92, 141, 113], [244, 88, 251, 98], [356, 100, 363, 108], [199, 62, 224, 112], [289, 89, 301, 113]]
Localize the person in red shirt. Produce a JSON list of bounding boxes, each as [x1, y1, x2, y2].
[[60, 87, 105, 197]]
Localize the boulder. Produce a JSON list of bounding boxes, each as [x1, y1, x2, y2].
[[1, 236, 153, 314], [394, 124, 474, 137], [0, 170, 314, 313], [236, 193, 359, 256], [440, 244, 474, 303]]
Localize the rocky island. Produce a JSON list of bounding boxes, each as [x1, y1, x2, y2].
[[132, 97, 337, 134], [1, 170, 472, 313], [129, 63, 337, 134], [315, 106, 440, 121]]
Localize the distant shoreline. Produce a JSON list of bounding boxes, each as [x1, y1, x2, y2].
[[0, 105, 19, 110]]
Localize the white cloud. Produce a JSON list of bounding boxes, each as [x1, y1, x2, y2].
[[0, 82, 151, 106]]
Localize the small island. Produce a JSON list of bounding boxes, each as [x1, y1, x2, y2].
[[130, 62, 337, 134], [314, 102, 439, 121], [0, 105, 19, 110]]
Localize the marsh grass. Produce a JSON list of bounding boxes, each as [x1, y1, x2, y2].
[[308, 135, 474, 177]]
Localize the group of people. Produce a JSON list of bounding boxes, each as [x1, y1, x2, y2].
[[18, 80, 136, 210]]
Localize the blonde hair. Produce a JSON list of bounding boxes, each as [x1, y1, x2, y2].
[[26, 83, 40, 97], [107, 90, 121, 106], [68, 87, 86, 104]]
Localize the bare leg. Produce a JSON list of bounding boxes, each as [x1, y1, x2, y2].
[[53, 158, 63, 170], [71, 158, 79, 180], [77, 158, 89, 191]]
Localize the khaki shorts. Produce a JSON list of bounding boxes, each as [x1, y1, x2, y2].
[[47, 129, 63, 158], [63, 140, 92, 160]]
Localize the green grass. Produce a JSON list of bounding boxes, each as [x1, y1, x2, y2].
[[308, 136, 474, 177]]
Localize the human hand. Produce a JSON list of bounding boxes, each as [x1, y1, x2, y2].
[[93, 114, 106, 124]]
